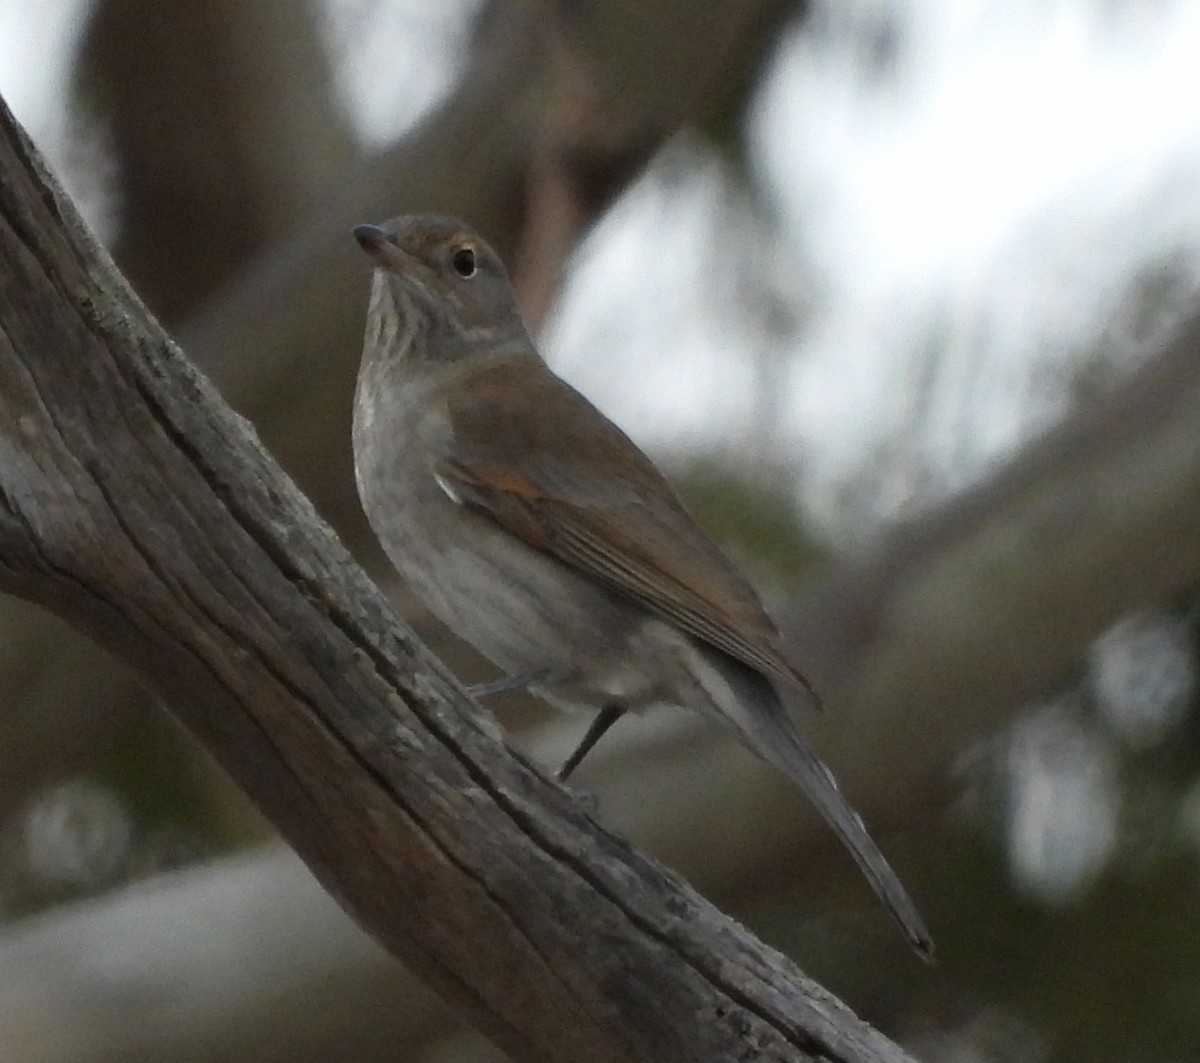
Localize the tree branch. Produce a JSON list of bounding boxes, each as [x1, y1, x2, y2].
[[0, 90, 911, 1063]]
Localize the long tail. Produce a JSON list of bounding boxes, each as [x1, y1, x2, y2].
[[705, 649, 934, 958]]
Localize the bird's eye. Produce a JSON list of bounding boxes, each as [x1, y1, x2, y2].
[[451, 246, 477, 278]]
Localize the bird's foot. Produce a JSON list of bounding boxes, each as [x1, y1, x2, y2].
[[556, 703, 626, 781]]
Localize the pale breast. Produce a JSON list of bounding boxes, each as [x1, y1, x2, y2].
[[355, 405, 643, 690]]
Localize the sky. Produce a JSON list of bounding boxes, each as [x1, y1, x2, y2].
[[0, 0, 85, 122], [756, 0, 1200, 514]]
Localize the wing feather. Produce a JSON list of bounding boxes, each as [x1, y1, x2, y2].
[[434, 358, 818, 701]]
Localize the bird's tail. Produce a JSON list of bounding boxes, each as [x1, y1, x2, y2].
[[705, 649, 934, 959]]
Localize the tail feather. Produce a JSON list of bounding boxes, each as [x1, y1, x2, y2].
[[705, 649, 934, 958]]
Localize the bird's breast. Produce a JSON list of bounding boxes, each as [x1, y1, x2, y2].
[[353, 382, 639, 686]]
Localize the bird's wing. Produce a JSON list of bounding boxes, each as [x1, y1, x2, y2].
[[431, 358, 818, 701]]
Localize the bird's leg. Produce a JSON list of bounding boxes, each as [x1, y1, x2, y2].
[[557, 703, 626, 781], [467, 669, 562, 699]]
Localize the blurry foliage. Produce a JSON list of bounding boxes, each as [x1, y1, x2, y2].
[[1, 708, 266, 919], [102, 709, 271, 854], [753, 745, 1200, 1062], [672, 455, 823, 586]]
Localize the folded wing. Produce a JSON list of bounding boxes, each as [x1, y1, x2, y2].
[[432, 358, 819, 704]]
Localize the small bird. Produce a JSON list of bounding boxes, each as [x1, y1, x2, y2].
[[351, 214, 932, 957]]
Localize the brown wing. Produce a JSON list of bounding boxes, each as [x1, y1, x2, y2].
[[432, 358, 818, 701]]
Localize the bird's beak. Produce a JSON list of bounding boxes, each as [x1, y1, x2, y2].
[[353, 224, 409, 272]]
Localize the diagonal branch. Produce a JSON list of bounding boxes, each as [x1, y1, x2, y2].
[[0, 90, 912, 1063]]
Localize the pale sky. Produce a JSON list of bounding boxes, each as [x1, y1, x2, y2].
[[755, 0, 1200, 516], [0, 0, 87, 123]]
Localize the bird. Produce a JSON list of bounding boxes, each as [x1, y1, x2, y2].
[[350, 213, 932, 957]]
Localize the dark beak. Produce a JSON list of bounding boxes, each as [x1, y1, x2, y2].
[[353, 223, 390, 253], [353, 223, 413, 274]]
